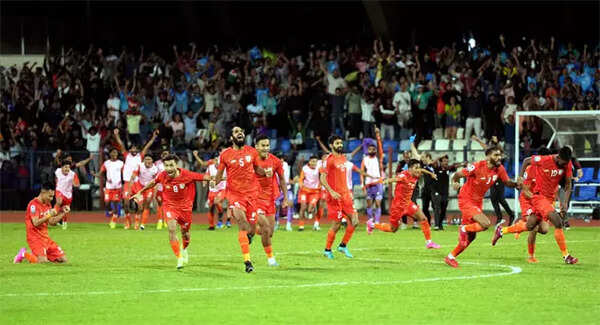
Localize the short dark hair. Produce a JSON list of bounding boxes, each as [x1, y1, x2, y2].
[[109, 147, 119, 154], [408, 159, 421, 168], [309, 155, 319, 161], [163, 154, 180, 163], [559, 146, 572, 161], [60, 159, 72, 167], [328, 135, 343, 146], [485, 146, 503, 156], [41, 182, 55, 191], [254, 134, 269, 145]]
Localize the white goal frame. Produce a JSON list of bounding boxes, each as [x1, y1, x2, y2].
[[514, 110, 600, 219]]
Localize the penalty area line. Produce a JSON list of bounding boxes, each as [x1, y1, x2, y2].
[[1, 260, 521, 297]]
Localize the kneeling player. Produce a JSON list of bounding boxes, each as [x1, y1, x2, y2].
[[14, 183, 71, 264], [367, 159, 440, 249]]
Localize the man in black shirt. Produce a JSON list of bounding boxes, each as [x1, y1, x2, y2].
[[431, 155, 462, 230]]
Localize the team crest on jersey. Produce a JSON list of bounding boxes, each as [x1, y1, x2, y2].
[[534, 156, 541, 162], [492, 175, 498, 182], [30, 205, 36, 214], [179, 184, 185, 189], [467, 164, 475, 172], [166, 185, 171, 189], [245, 155, 251, 162], [231, 160, 237, 164]]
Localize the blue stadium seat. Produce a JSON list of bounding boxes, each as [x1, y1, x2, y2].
[[352, 173, 362, 188], [279, 139, 291, 153], [578, 168, 595, 183], [383, 140, 398, 153], [348, 139, 362, 152], [574, 186, 598, 201], [504, 187, 515, 198]]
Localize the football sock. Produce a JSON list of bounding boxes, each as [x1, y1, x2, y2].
[[554, 228, 569, 257], [502, 220, 527, 234], [420, 220, 431, 241], [170, 240, 181, 258], [528, 243, 535, 258], [142, 209, 149, 225], [238, 231, 250, 261], [366, 207, 373, 220], [325, 229, 336, 250], [375, 223, 393, 232], [24, 252, 38, 263], [208, 210, 215, 227], [341, 224, 355, 245], [264, 245, 273, 258], [182, 238, 190, 249], [463, 223, 485, 233], [375, 207, 381, 223]]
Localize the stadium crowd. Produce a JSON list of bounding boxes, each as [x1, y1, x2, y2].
[[1, 35, 599, 209]]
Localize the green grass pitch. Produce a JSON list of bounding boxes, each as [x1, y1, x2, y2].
[[1, 222, 599, 324]]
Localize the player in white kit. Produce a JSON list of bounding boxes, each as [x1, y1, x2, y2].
[[95, 148, 124, 229], [113, 129, 158, 229], [298, 156, 322, 231], [54, 160, 81, 230], [361, 128, 385, 225], [131, 155, 159, 230]]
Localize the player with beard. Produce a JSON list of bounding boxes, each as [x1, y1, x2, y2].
[[491, 146, 578, 264], [132, 154, 206, 270], [444, 146, 521, 268], [214, 126, 271, 273], [361, 128, 385, 225], [321, 135, 377, 259]]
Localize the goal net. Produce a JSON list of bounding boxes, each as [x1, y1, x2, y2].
[[514, 110, 600, 219]]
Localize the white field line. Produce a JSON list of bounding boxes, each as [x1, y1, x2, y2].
[[133, 239, 600, 260], [0, 260, 521, 297]]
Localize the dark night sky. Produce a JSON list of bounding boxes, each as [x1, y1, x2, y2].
[[1, 1, 598, 55]]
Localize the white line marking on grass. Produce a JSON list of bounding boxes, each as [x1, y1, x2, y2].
[[136, 239, 600, 260], [1, 260, 521, 297]]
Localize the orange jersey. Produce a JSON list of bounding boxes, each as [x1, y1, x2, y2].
[[530, 155, 573, 199], [392, 170, 419, 208], [25, 198, 53, 243], [458, 160, 509, 204], [320, 154, 351, 196], [255, 153, 284, 202], [218, 146, 260, 198], [154, 168, 204, 213]]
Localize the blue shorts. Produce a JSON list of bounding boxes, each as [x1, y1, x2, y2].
[[366, 183, 383, 201]]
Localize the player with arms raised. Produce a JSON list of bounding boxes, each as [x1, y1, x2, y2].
[[131, 155, 159, 230], [14, 182, 71, 264], [132, 154, 205, 269], [444, 146, 521, 268]]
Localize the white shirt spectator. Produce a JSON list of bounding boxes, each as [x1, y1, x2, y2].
[[85, 132, 101, 153], [360, 99, 375, 122], [326, 73, 347, 95], [204, 91, 219, 113], [107, 96, 121, 121], [393, 90, 411, 113]]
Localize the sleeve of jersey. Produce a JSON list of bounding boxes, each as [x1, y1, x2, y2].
[[100, 163, 106, 173], [462, 163, 477, 177], [187, 170, 205, 182], [565, 161, 573, 178], [274, 158, 284, 178], [352, 164, 361, 173], [498, 165, 510, 182], [217, 153, 227, 172], [154, 172, 164, 185]]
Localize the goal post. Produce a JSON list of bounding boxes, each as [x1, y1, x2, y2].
[[514, 110, 600, 221]]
